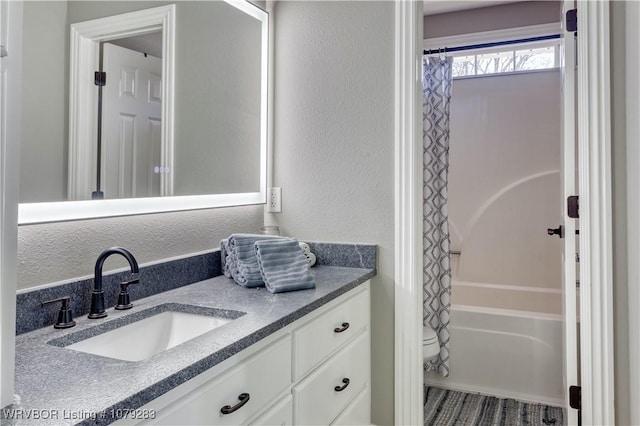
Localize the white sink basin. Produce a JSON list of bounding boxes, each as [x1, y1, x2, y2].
[[67, 311, 233, 362]]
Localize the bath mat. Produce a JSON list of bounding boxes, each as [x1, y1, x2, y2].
[[424, 386, 564, 426]]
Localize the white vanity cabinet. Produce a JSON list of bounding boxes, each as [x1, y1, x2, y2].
[[118, 281, 371, 426]]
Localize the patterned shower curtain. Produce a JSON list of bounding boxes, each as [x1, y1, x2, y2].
[[422, 56, 453, 377]]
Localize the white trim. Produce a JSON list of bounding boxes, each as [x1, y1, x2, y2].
[[394, 1, 423, 425], [0, 0, 19, 408], [577, 2, 615, 424], [67, 5, 176, 200], [625, 3, 640, 424], [560, 2, 578, 423], [19, 1, 269, 224], [423, 22, 561, 50]]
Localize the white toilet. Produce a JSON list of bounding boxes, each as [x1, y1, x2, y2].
[[423, 326, 440, 361]]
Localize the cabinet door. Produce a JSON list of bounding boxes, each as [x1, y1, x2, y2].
[[293, 330, 370, 425], [149, 336, 291, 425], [331, 386, 371, 425], [293, 287, 369, 380], [250, 395, 293, 426]]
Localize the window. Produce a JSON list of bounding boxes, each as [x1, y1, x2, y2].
[[432, 39, 560, 78]]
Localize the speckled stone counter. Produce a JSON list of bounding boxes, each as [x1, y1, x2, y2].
[[4, 265, 376, 425]]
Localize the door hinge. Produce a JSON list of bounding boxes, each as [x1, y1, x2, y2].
[[569, 385, 581, 410], [94, 71, 106, 87], [568, 195, 579, 219], [566, 9, 577, 33]]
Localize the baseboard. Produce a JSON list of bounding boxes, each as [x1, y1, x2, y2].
[[423, 378, 564, 408]]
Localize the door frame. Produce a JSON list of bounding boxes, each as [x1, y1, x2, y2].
[[575, 2, 615, 424], [0, 0, 20, 409], [393, 1, 615, 424], [67, 5, 175, 200], [393, 1, 423, 424]]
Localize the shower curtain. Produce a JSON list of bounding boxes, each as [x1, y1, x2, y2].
[[422, 56, 452, 377]]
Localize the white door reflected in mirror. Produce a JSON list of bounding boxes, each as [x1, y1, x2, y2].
[[101, 43, 164, 199]]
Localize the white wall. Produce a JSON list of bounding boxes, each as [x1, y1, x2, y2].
[[424, 1, 561, 39], [268, 1, 395, 423], [448, 71, 563, 293]]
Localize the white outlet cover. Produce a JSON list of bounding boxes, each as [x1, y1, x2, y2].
[[268, 187, 282, 213]]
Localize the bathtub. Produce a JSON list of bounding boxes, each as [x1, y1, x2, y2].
[[425, 280, 564, 406]]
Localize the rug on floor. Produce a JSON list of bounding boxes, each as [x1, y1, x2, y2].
[[424, 386, 564, 426]]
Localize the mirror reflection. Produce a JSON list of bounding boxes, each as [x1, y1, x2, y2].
[[20, 1, 265, 203]]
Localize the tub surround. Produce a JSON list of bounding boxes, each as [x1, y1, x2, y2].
[[16, 242, 376, 335], [424, 306, 563, 406]]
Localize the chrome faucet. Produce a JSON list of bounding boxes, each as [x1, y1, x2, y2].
[[89, 247, 139, 319]]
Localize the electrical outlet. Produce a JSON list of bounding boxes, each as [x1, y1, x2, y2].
[[268, 187, 282, 213]]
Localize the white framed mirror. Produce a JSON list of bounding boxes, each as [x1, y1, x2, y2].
[[18, 0, 268, 224]]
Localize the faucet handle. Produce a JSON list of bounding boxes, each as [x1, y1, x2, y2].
[[115, 276, 139, 310], [41, 296, 76, 329]]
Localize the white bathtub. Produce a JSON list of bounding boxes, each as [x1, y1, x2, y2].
[[425, 281, 564, 406]]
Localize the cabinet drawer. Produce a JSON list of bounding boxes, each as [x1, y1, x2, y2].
[[293, 330, 370, 425], [293, 287, 369, 379], [331, 385, 371, 425], [151, 335, 291, 425], [249, 395, 292, 426]]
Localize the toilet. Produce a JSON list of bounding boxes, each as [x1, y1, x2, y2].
[[423, 326, 440, 362]]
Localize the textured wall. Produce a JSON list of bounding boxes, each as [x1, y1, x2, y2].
[[17, 205, 263, 290], [268, 2, 395, 423], [424, 1, 561, 39]]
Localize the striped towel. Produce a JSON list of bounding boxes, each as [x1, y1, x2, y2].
[[228, 234, 284, 287], [254, 239, 316, 294], [220, 239, 232, 278]]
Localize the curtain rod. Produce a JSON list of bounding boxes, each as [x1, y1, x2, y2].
[[423, 34, 561, 56]]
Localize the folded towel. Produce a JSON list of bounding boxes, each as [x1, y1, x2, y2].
[[220, 239, 232, 278], [228, 234, 284, 287], [254, 239, 316, 294]]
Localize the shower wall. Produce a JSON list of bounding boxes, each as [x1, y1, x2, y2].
[[448, 70, 562, 311]]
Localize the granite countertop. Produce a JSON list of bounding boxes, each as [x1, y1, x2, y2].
[[5, 265, 375, 426]]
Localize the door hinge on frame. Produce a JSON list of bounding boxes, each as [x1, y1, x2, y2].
[[94, 71, 106, 87], [566, 8, 577, 33], [568, 195, 579, 219], [569, 385, 581, 410]]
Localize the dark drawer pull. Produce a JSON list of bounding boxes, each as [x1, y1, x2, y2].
[[334, 378, 350, 392], [220, 393, 250, 415], [334, 322, 350, 333]]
